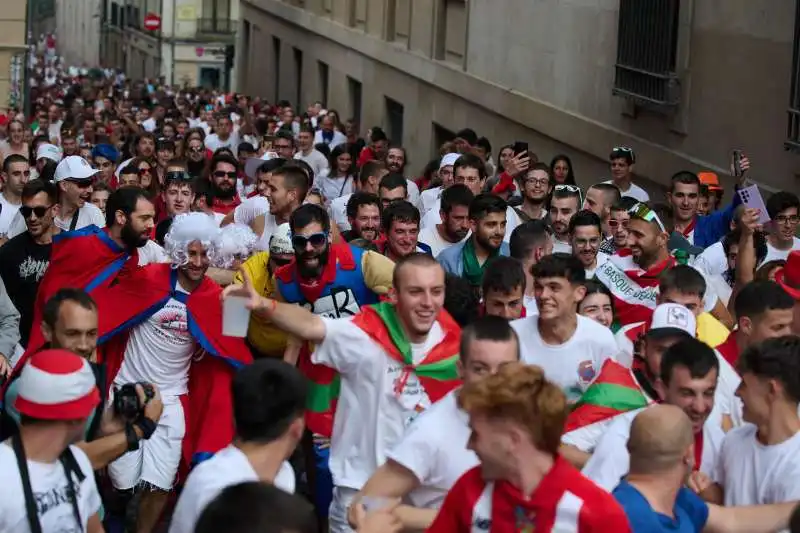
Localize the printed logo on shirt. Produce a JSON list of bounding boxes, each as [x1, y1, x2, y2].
[[302, 287, 361, 319], [578, 360, 596, 384], [19, 256, 49, 281], [151, 301, 191, 343], [514, 506, 536, 533], [33, 481, 83, 531]]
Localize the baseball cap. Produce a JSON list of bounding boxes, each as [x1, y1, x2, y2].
[[36, 143, 62, 164], [269, 223, 293, 255], [439, 153, 461, 171], [244, 152, 275, 180], [54, 155, 100, 183], [698, 172, 723, 192], [14, 349, 100, 420], [646, 303, 696, 340]]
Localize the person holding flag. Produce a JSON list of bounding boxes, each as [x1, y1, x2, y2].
[[223, 252, 462, 533]]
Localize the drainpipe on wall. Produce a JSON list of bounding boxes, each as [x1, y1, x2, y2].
[[170, 0, 176, 85], [23, 0, 34, 117]]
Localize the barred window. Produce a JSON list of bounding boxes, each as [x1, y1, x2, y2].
[[786, 0, 800, 151]]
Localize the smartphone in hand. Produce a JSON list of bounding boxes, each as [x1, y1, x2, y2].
[[513, 141, 529, 156], [732, 149, 744, 177]]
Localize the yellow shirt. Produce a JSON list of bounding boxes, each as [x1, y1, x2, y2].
[[234, 252, 288, 358], [697, 312, 730, 348]]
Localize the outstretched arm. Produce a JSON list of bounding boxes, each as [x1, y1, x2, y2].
[[222, 268, 327, 344]]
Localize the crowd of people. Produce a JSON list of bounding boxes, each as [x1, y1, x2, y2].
[[1, 44, 800, 533]]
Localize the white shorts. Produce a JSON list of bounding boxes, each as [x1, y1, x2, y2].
[[108, 395, 185, 491], [328, 486, 358, 533]]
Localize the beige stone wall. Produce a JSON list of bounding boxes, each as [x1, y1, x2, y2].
[[239, 0, 800, 196], [0, 0, 28, 110]]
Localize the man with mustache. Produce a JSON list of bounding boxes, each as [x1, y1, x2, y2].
[[93, 212, 252, 533], [209, 153, 242, 215], [272, 204, 395, 526], [343, 192, 381, 243], [548, 184, 581, 253], [417, 184, 472, 258]]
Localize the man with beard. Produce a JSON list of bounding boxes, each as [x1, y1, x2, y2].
[[583, 183, 621, 242], [570, 210, 609, 279], [23, 187, 157, 355], [343, 192, 381, 243], [438, 194, 509, 287], [0, 180, 59, 351], [376, 201, 431, 260], [331, 160, 388, 231], [52, 156, 106, 232], [384, 145, 420, 206], [314, 114, 347, 149], [514, 162, 552, 222], [209, 153, 242, 215], [378, 173, 408, 210], [549, 184, 581, 253], [418, 184, 472, 258], [509, 220, 554, 316], [599, 196, 638, 255], [667, 171, 742, 248], [251, 161, 308, 249], [225, 253, 462, 533], [595, 202, 729, 328], [94, 212, 252, 533], [271, 204, 394, 525]]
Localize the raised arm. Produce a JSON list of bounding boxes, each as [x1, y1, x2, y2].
[[706, 501, 798, 533]]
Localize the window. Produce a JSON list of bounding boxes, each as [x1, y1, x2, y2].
[[787, 0, 800, 151], [386, 0, 411, 46], [348, 77, 362, 126], [435, 0, 467, 67], [272, 37, 281, 102], [111, 2, 119, 26], [318, 61, 329, 107], [432, 123, 456, 155], [385, 97, 404, 145], [613, 0, 681, 107], [293, 47, 304, 109], [350, 0, 368, 31]]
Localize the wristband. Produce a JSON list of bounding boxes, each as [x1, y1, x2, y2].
[[124, 423, 140, 452], [134, 417, 157, 440]]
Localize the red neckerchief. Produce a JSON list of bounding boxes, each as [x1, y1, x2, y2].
[[211, 194, 242, 215], [717, 331, 740, 367], [625, 253, 676, 283], [679, 217, 698, 238], [694, 431, 704, 472], [296, 247, 339, 303], [246, 189, 259, 199]]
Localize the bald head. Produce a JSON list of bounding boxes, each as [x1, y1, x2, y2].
[[627, 405, 693, 475]]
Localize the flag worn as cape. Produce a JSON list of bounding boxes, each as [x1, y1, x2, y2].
[[95, 263, 252, 470], [27, 225, 139, 353], [563, 359, 652, 434], [351, 302, 462, 403]]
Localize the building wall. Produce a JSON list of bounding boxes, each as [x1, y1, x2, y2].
[[0, 0, 28, 109], [239, 0, 800, 194], [56, 0, 102, 67]]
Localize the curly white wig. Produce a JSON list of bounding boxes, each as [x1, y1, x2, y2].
[[164, 213, 222, 268], [213, 223, 258, 269]]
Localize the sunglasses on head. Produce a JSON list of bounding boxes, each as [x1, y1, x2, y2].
[[611, 146, 635, 162], [628, 202, 666, 232], [20, 205, 51, 219], [213, 170, 237, 179], [291, 231, 328, 249], [554, 183, 583, 203]]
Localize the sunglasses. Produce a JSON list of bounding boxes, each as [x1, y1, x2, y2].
[[554, 184, 583, 203], [607, 219, 630, 229], [138, 167, 152, 175], [188, 146, 204, 153], [165, 171, 191, 182], [611, 146, 635, 162], [20, 205, 52, 219], [628, 202, 666, 232], [213, 170, 237, 179], [291, 231, 328, 249]]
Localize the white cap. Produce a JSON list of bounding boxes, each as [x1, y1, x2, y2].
[[244, 152, 276, 180], [36, 143, 62, 163], [439, 153, 461, 170], [647, 303, 696, 339], [269, 223, 294, 255], [54, 155, 100, 182]]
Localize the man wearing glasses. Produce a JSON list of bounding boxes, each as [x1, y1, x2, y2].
[[515, 162, 552, 222], [599, 197, 639, 255], [763, 192, 800, 263], [606, 147, 649, 202], [52, 155, 106, 232], [209, 153, 242, 215]]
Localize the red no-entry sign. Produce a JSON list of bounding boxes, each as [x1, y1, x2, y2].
[[144, 12, 161, 31]]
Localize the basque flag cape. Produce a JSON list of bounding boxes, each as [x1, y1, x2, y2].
[[563, 359, 652, 434], [95, 263, 252, 468], [350, 302, 462, 403], [27, 226, 139, 353]]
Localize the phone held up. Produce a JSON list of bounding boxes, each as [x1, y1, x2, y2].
[[732, 149, 744, 178], [513, 141, 529, 157]]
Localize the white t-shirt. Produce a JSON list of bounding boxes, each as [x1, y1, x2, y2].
[[0, 192, 21, 235], [315, 174, 356, 205], [294, 149, 329, 179], [510, 314, 618, 402], [53, 203, 106, 232], [418, 187, 441, 215], [138, 240, 170, 265], [605, 180, 650, 202], [386, 390, 478, 509], [205, 131, 242, 156], [693, 241, 728, 277], [552, 238, 572, 254], [312, 317, 445, 490], [585, 252, 610, 279], [115, 284, 195, 396], [330, 193, 352, 231], [523, 295, 538, 316], [0, 443, 102, 533], [233, 196, 270, 226], [169, 445, 295, 533], [581, 407, 725, 492], [719, 425, 800, 506], [141, 117, 157, 132], [418, 226, 465, 258], [420, 200, 521, 243], [763, 237, 800, 264]]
